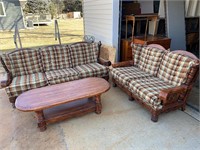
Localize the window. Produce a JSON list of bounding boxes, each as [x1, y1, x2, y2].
[[0, 2, 6, 17]]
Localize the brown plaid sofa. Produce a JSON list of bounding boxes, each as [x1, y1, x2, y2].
[[0, 41, 111, 107], [111, 44, 199, 122]]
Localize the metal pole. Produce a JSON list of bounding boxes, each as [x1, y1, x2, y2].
[[55, 20, 61, 45], [14, 21, 22, 50]]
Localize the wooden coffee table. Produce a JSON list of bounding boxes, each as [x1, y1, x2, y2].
[[15, 77, 110, 131]]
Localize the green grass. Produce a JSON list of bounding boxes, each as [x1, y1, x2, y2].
[[0, 19, 84, 51]]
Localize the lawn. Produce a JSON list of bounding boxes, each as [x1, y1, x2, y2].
[[0, 19, 84, 51]]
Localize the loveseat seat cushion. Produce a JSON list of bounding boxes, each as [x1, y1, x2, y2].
[[40, 45, 72, 71], [75, 63, 109, 78], [137, 46, 166, 76], [70, 42, 98, 67], [111, 66, 152, 88], [157, 52, 198, 86], [5, 72, 48, 98], [128, 77, 174, 110], [45, 68, 79, 85], [1, 49, 43, 77]]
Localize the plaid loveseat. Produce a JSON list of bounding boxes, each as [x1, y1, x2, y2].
[[111, 44, 199, 122], [0, 41, 110, 107]]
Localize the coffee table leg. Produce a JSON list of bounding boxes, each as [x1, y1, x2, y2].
[[35, 111, 47, 132], [95, 95, 102, 114]]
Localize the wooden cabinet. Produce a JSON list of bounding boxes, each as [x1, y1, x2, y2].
[[120, 36, 171, 61], [120, 39, 133, 61]]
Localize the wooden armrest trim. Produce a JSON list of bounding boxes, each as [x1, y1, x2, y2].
[[98, 57, 111, 66], [0, 72, 12, 88], [159, 85, 187, 105], [112, 60, 134, 68]]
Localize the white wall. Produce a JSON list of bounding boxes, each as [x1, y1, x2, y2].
[[83, 0, 119, 48], [138, 0, 154, 14], [166, 0, 186, 50]]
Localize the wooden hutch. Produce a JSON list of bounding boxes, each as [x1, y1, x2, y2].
[[121, 14, 171, 61]]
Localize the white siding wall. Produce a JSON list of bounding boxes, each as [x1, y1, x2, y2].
[[83, 0, 118, 47]]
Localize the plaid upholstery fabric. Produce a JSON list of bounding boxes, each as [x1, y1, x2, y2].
[[2, 49, 43, 77], [157, 52, 198, 86], [128, 77, 175, 110], [131, 43, 144, 66], [92, 42, 99, 60], [45, 68, 79, 85], [111, 66, 152, 87], [40, 45, 72, 71], [138, 47, 166, 76], [5, 72, 48, 98], [0, 54, 12, 73], [75, 63, 109, 78], [70, 42, 98, 67]]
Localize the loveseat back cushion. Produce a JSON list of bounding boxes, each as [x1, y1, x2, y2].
[[70, 42, 98, 67], [1, 49, 43, 77], [157, 52, 198, 86], [131, 43, 144, 66], [137, 46, 166, 76], [5, 72, 48, 98], [45, 68, 79, 85], [40, 45, 72, 71], [128, 76, 174, 110]]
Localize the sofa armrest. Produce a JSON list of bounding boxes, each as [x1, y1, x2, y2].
[[98, 57, 111, 66], [159, 85, 187, 105], [112, 60, 134, 68], [0, 72, 12, 88]]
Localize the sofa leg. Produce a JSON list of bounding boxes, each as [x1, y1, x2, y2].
[[128, 96, 134, 101], [181, 105, 186, 111], [151, 113, 158, 122], [113, 83, 117, 87], [12, 103, 16, 108]]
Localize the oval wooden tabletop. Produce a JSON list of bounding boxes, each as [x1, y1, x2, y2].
[[15, 77, 110, 112]]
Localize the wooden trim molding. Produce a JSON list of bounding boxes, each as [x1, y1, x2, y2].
[[112, 60, 134, 68]]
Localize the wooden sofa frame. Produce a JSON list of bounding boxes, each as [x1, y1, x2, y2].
[[0, 41, 111, 107], [112, 50, 199, 122]]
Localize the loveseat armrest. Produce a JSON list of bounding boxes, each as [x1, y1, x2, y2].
[[112, 60, 134, 68], [0, 72, 12, 88], [159, 85, 187, 105], [98, 57, 111, 66]]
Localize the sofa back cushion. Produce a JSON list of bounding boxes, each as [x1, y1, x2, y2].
[[1, 49, 43, 77], [137, 46, 166, 76], [157, 52, 198, 86], [69, 42, 99, 67], [40, 45, 72, 71]]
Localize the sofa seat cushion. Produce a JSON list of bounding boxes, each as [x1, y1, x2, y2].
[[111, 66, 152, 87], [137, 46, 166, 76], [5, 72, 48, 98], [75, 63, 109, 78], [70, 42, 99, 67], [40, 45, 72, 71], [45, 68, 79, 85], [128, 77, 174, 110], [1, 49, 43, 77], [157, 52, 198, 86]]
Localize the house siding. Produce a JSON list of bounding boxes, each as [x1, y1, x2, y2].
[[83, 0, 115, 46], [0, 0, 25, 30]]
